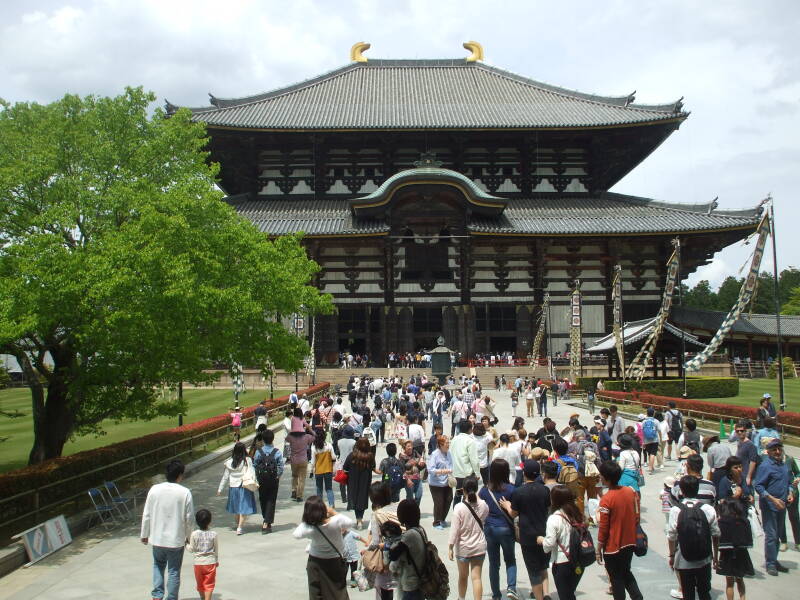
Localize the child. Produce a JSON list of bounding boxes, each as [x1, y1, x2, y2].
[[188, 509, 218, 600], [230, 405, 243, 441], [380, 519, 404, 567], [342, 526, 365, 588], [660, 476, 676, 533]]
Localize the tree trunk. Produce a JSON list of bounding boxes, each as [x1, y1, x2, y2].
[[23, 355, 76, 465]]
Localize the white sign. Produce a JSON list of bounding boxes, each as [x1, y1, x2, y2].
[[14, 515, 72, 566]]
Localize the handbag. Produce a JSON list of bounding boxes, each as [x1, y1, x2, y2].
[[748, 505, 764, 538], [447, 474, 457, 488], [634, 523, 648, 557], [486, 488, 520, 542], [354, 559, 374, 592], [333, 469, 349, 484], [361, 547, 387, 573], [637, 468, 646, 488], [242, 458, 259, 492]]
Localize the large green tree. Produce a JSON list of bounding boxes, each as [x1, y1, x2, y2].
[[0, 88, 331, 464]]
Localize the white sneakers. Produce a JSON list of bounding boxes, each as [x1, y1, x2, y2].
[[670, 589, 683, 599]]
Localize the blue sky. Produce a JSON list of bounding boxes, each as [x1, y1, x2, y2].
[[2, 0, 798, 288]]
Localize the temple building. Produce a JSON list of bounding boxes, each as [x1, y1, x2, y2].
[[169, 42, 763, 366]]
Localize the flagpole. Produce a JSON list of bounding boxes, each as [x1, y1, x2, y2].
[[677, 239, 687, 398], [769, 200, 786, 411], [619, 267, 627, 392]]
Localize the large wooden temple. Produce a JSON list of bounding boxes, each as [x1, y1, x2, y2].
[[169, 43, 762, 366]]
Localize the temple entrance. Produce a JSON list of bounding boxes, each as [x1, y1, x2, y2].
[[339, 337, 366, 355], [489, 336, 517, 354]]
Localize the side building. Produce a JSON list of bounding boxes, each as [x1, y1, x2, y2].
[[169, 45, 762, 366]]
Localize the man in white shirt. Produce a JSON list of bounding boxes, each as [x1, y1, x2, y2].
[[140, 460, 194, 600], [450, 420, 480, 506]]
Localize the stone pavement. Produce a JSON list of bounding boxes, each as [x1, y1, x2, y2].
[[1, 388, 798, 599]]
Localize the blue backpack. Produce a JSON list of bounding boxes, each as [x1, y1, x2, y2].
[[642, 418, 658, 442], [384, 458, 405, 490]]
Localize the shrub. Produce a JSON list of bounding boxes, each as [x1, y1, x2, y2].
[[596, 390, 800, 430], [0, 367, 10, 389], [603, 377, 738, 398], [0, 383, 329, 527], [768, 357, 796, 379]]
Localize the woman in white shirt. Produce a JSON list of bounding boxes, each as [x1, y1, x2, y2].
[[616, 434, 643, 493], [656, 411, 669, 469], [293, 496, 353, 599], [472, 423, 493, 485], [491, 434, 521, 484], [217, 442, 258, 535], [537, 484, 586, 600]]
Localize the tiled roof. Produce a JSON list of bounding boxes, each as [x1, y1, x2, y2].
[[588, 318, 703, 352], [227, 192, 761, 237], [169, 59, 687, 130], [672, 306, 800, 338]]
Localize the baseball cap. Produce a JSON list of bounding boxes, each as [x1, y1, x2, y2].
[[766, 438, 783, 449], [523, 459, 541, 479], [763, 393, 772, 399]]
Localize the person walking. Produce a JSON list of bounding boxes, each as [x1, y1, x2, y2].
[[753, 439, 794, 576], [449, 476, 489, 600], [596, 461, 643, 600], [293, 496, 352, 600], [479, 458, 519, 600], [344, 437, 376, 529], [365, 482, 399, 599], [140, 459, 194, 600], [503, 460, 551, 600], [716, 493, 754, 600], [254, 429, 284, 533], [312, 430, 337, 507], [288, 417, 316, 502], [538, 485, 586, 600], [427, 434, 454, 529], [451, 420, 480, 506], [388, 499, 429, 600], [217, 441, 258, 535], [667, 475, 721, 600], [337, 425, 357, 504], [188, 509, 218, 600]]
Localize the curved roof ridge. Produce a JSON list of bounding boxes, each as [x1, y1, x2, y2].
[[356, 165, 504, 203], [180, 59, 686, 117], [605, 192, 763, 219]]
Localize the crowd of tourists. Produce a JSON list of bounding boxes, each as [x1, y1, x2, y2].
[[140, 378, 799, 600]]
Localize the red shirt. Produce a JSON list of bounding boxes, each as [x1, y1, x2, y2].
[[598, 485, 639, 554]]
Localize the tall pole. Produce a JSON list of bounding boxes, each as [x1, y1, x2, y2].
[[770, 201, 786, 411], [178, 381, 183, 427], [546, 294, 554, 380], [677, 239, 688, 398], [617, 265, 628, 391]]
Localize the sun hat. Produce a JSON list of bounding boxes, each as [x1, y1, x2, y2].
[[678, 445, 694, 459], [763, 392, 772, 399], [663, 476, 676, 488]]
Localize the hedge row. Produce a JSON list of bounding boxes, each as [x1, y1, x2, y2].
[[597, 389, 800, 429], [0, 383, 329, 525], [577, 376, 739, 398]]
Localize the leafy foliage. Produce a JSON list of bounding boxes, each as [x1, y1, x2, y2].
[[0, 88, 331, 463], [682, 268, 800, 314], [768, 357, 796, 379], [603, 376, 739, 398], [0, 367, 9, 390]]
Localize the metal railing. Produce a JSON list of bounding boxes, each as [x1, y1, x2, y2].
[[0, 384, 328, 536]]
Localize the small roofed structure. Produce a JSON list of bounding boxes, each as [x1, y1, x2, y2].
[[588, 317, 704, 379]]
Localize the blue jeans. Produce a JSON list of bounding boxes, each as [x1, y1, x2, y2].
[[315, 472, 335, 507], [761, 498, 785, 568], [485, 524, 517, 598], [406, 479, 423, 505], [538, 400, 547, 417], [152, 545, 184, 600]]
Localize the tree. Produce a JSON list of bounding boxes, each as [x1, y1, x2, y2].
[[715, 276, 742, 312], [683, 280, 717, 310], [783, 286, 800, 315], [0, 88, 331, 464]]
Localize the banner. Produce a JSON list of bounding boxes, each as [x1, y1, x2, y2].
[[627, 240, 680, 381], [612, 264, 624, 368], [685, 213, 770, 371], [569, 284, 582, 381], [530, 294, 549, 366]]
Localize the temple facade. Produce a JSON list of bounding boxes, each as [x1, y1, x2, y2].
[[170, 44, 762, 366]]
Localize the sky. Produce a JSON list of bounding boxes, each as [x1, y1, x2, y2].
[[2, 0, 798, 289]]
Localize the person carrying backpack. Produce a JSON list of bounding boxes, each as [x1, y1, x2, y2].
[[379, 443, 407, 502], [666, 402, 683, 461], [667, 475, 720, 600], [538, 484, 594, 600], [641, 407, 660, 475], [253, 429, 284, 533]]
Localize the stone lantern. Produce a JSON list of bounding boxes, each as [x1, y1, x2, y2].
[[429, 336, 453, 385]]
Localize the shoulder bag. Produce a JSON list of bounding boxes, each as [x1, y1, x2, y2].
[[486, 488, 520, 542], [242, 458, 259, 492], [462, 501, 484, 530]]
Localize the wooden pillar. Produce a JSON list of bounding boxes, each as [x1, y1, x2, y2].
[[608, 352, 614, 378]]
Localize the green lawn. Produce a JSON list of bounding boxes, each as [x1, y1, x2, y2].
[[694, 377, 800, 409], [0, 387, 289, 473]]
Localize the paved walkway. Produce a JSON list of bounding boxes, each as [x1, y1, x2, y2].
[[1, 389, 798, 599]]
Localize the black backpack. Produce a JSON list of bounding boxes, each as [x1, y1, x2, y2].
[[406, 527, 450, 600], [559, 516, 596, 574], [254, 448, 280, 484], [677, 501, 711, 562], [669, 409, 683, 438], [384, 458, 405, 491]]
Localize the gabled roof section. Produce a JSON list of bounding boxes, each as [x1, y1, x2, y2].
[[167, 59, 688, 130], [351, 166, 507, 217], [672, 306, 800, 338], [588, 318, 703, 352]]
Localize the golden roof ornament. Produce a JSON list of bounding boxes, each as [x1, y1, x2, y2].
[[463, 41, 484, 62], [350, 42, 370, 62]]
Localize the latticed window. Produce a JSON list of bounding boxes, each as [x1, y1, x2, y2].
[[476, 306, 516, 332]]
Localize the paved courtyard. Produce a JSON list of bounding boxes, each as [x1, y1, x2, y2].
[[1, 388, 798, 599]]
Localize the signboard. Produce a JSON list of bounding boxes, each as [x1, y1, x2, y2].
[[13, 515, 72, 566]]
